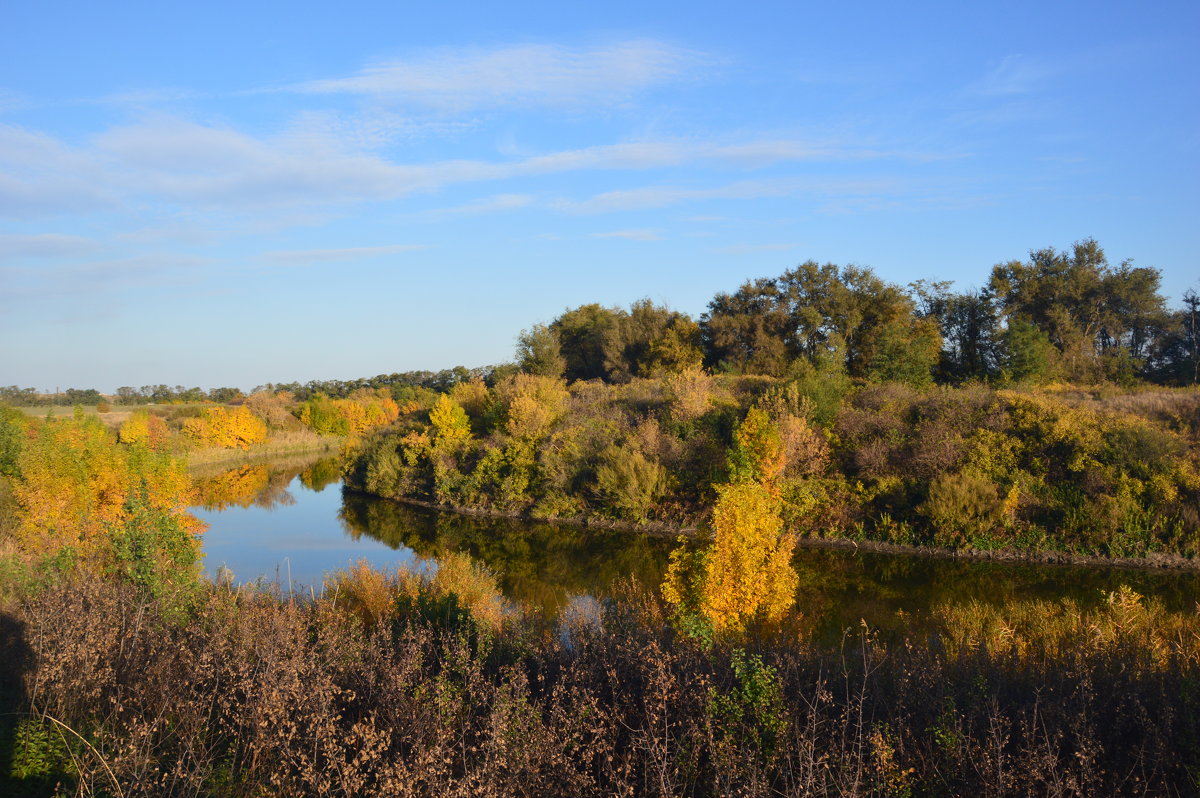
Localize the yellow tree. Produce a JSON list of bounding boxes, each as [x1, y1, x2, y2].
[[182, 405, 268, 449], [429, 394, 472, 448], [663, 405, 799, 634], [118, 410, 171, 451], [14, 413, 203, 558], [701, 481, 798, 631]]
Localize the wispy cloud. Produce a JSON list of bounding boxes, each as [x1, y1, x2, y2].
[[94, 87, 202, 106], [0, 89, 29, 113], [557, 176, 904, 213], [0, 124, 115, 218], [8, 112, 920, 217], [554, 178, 802, 213], [261, 244, 431, 265], [428, 193, 534, 215], [591, 229, 664, 241], [1, 253, 213, 304], [0, 233, 102, 258], [968, 54, 1050, 96], [292, 40, 704, 110]]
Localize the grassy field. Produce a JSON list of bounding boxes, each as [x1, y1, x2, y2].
[[184, 431, 344, 469]]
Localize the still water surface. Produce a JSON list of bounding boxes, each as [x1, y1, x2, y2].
[[193, 455, 1200, 631]]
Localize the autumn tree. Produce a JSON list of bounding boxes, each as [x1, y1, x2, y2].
[[118, 410, 172, 451], [294, 391, 399, 438], [664, 407, 798, 633], [182, 405, 268, 450], [429, 394, 472, 448], [12, 412, 203, 566]]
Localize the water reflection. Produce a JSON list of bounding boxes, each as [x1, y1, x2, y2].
[[192, 453, 340, 511], [193, 455, 1200, 630], [339, 490, 672, 616]]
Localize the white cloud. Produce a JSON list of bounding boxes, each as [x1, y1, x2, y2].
[[293, 40, 703, 110], [555, 178, 801, 213], [4, 107, 931, 220], [557, 176, 906, 214], [591, 229, 664, 241], [93, 118, 435, 206], [95, 88, 202, 107], [1, 253, 213, 305], [261, 244, 431, 265]]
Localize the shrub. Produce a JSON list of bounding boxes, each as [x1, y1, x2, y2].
[[593, 445, 667, 522], [921, 470, 1005, 546]]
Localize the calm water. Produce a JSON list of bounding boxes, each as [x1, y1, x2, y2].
[[193, 455, 1200, 630]]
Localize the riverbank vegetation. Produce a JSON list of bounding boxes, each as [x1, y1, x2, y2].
[[347, 375, 1200, 561], [345, 240, 1200, 563]]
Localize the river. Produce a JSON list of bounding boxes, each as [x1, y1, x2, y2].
[[192, 454, 1200, 634]]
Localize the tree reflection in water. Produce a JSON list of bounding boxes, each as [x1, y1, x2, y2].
[[338, 490, 673, 616], [196, 455, 1200, 634]]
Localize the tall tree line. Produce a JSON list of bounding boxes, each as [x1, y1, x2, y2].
[[520, 239, 1198, 387]]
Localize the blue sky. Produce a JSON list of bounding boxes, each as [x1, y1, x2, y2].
[[1, 0, 1197, 391]]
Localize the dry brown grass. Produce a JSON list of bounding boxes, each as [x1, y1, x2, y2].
[[2, 565, 1198, 796]]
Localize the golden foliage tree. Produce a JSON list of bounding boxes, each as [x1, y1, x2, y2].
[[13, 413, 203, 558], [428, 394, 472, 448], [182, 405, 269, 450], [495, 374, 569, 440], [663, 406, 799, 634], [295, 391, 400, 438], [118, 410, 171, 451], [700, 482, 798, 632], [728, 406, 786, 487]]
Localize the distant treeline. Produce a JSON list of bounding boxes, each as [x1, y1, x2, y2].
[[5, 239, 1198, 408], [0, 367, 508, 407]]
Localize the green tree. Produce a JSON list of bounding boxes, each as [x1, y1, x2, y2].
[[603, 299, 703, 380], [701, 260, 939, 383], [550, 303, 625, 382], [1148, 289, 1200, 385], [516, 323, 566, 378], [911, 280, 1002, 382], [989, 239, 1169, 382], [1000, 319, 1058, 384]]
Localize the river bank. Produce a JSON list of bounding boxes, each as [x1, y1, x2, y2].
[[346, 488, 1200, 573]]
